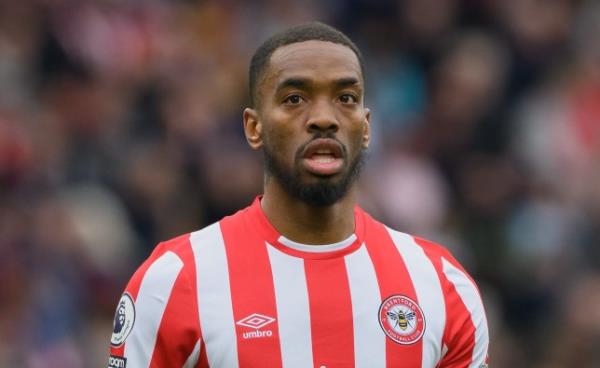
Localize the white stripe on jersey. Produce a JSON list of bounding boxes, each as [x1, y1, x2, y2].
[[182, 339, 201, 368], [387, 229, 446, 368], [266, 243, 314, 368], [125, 251, 183, 367], [442, 257, 489, 367], [191, 223, 238, 368], [344, 243, 386, 368]]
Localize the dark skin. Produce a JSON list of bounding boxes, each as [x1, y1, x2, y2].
[[243, 40, 371, 245]]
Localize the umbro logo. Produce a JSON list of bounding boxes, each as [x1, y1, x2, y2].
[[236, 313, 276, 339], [237, 313, 275, 329]]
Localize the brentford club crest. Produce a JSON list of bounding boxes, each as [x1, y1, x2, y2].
[[378, 295, 425, 345]]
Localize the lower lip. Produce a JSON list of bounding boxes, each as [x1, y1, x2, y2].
[[302, 157, 344, 176]]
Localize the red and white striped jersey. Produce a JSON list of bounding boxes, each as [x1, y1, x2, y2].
[[108, 197, 489, 368]]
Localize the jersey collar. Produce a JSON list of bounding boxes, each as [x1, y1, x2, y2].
[[247, 196, 366, 260]]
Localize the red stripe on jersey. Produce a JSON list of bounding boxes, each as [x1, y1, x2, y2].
[[220, 215, 283, 367], [304, 258, 355, 367], [148, 236, 202, 367], [198, 340, 209, 368], [414, 237, 477, 367], [109, 240, 174, 357], [363, 219, 423, 367]]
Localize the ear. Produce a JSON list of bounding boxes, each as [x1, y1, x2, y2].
[[362, 108, 371, 149], [243, 108, 263, 150]]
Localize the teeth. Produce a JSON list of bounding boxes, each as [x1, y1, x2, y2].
[[315, 156, 334, 163]]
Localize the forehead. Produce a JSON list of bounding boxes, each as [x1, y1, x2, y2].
[[265, 40, 363, 87]]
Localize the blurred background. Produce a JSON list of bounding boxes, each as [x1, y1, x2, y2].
[[1, 0, 600, 366]]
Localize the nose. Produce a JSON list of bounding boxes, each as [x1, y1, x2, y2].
[[306, 99, 339, 133]]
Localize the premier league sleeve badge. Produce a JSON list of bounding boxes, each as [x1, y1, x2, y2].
[[110, 293, 136, 347]]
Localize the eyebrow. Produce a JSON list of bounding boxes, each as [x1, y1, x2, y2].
[[275, 77, 361, 95], [275, 77, 310, 95], [334, 77, 360, 89]]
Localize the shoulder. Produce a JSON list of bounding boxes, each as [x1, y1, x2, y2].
[[386, 225, 478, 292], [363, 210, 465, 272], [408, 234, 478, 289], [134, 201, 253, 275], [135, 220, 221, 281], [361, 209, 455, 263], [124, 232, 198, 299], [362, 211, 466, 282], [119, 223, 225, 309], [148, 203, 253, 261], [364, 211, 479, 293], [382, 225, 472, 290], [143, 205, 252, 271]]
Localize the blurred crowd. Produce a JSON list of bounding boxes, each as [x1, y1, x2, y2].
[[1, 0, 600, 366]]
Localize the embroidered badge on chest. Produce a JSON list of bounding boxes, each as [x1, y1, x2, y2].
[[378, 295, 425, 344], [111, 293, 136, 347]]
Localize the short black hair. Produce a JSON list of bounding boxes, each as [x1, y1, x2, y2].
[[248, 22, 364, 108]]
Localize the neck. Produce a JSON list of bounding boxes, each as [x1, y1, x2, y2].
[[260, 179, 357, 245]]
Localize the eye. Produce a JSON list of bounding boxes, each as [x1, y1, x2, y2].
[[339, 94, 358, 104], [283, 94, 303, 105]]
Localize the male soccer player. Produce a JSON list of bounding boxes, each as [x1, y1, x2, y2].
[[108, 22, 489, 368]]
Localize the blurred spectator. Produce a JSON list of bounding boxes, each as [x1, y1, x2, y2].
[[537, 272, 600, 367]]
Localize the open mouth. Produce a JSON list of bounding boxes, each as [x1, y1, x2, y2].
[[301, 138, 344, 176]]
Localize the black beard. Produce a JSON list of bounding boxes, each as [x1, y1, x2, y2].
[[263, 136, 365, 207]]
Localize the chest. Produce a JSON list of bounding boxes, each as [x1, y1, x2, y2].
[[198, 253, 444, 368]]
